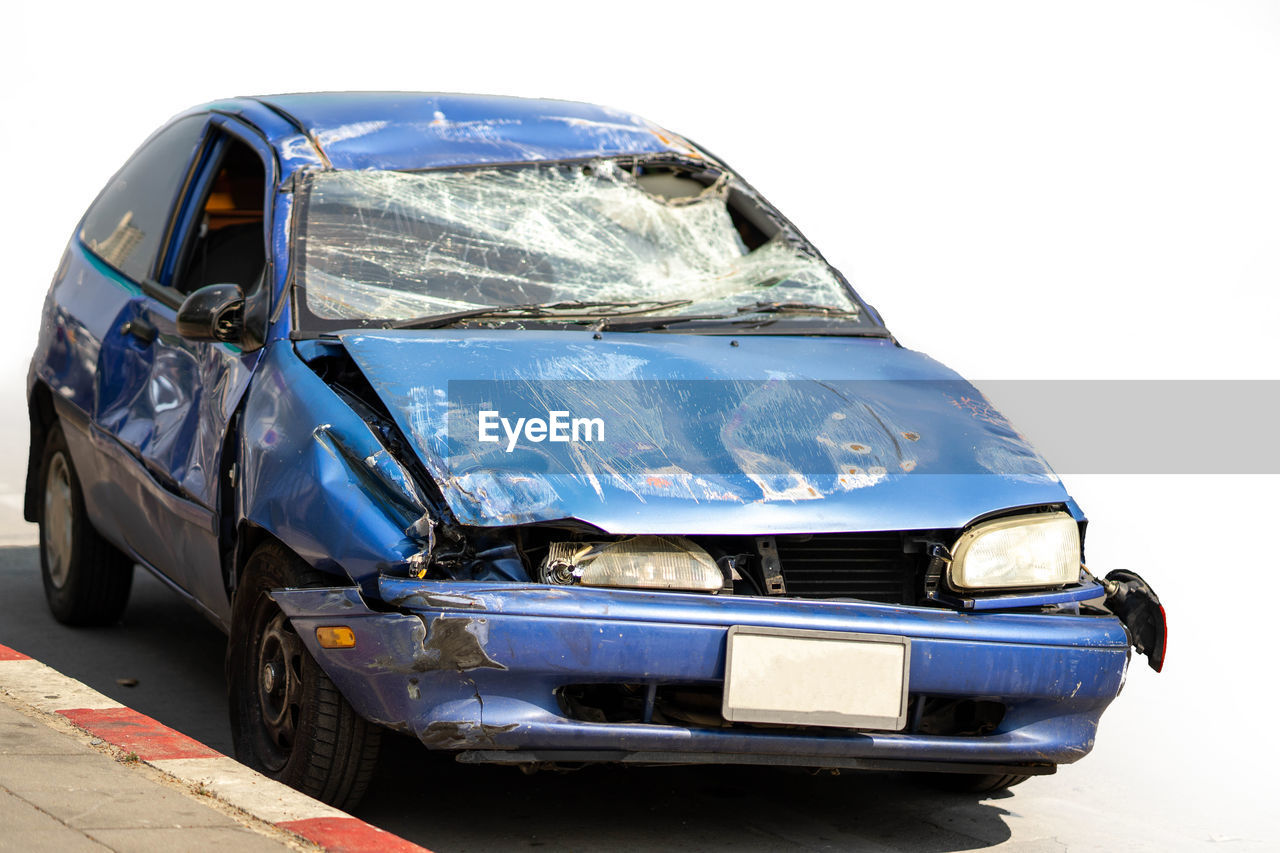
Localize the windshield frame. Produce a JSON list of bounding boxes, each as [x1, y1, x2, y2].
[[288, 154, 889, 337]]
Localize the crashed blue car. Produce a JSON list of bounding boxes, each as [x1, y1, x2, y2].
[[27, 92, 1165, 810]]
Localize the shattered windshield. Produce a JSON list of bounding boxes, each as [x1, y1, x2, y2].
[[296, 159, 875, 330]]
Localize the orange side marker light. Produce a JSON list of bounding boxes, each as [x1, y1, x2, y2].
[[316, 626, 356, 649]]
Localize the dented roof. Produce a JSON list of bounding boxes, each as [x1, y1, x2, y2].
[[203, 92, 700, 173]]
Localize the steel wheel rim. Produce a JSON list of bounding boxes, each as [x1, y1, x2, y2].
[[43, 452, 73, 589], [255, 609, 305, 769]]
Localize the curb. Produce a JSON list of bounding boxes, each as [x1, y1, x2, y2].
[[0, 643, 428, 853]]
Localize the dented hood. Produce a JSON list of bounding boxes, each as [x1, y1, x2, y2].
[[338, 330, 1070, 534]]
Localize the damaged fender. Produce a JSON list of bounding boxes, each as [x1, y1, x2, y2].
[[273, 586, 511, 746], [237, 343, 434, 591]]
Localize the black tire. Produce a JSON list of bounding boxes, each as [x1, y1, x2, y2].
[[37, 422, 134, 626], [926, 772, 1032, 794], [228, 541, 381, 810]]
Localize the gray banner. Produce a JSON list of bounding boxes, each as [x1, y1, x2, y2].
[[445, 379, 1280, 476], [973, 380, 1280, 474]]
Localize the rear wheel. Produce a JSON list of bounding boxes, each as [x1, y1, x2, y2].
[[37, 422, 133, 625], [228, 541, 380, 810]]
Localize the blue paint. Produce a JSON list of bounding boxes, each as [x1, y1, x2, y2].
[[256, 92, 695, 172], [237, 344, 427, 592], [276, 584, 1127, 764], [27, 92, 1153, 775], [339, 330, 1071, 533]]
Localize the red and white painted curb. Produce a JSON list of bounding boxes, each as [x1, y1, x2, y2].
[[0, 643, 427, 853]]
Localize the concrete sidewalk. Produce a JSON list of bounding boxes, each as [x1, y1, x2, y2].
[[0, 693, 307, 852], [0, 645, 427, 853]]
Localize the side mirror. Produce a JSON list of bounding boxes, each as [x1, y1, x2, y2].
[[177, 283, 244, 343]]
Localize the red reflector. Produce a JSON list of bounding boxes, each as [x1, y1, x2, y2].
[[1156, 605, 1167, 672]]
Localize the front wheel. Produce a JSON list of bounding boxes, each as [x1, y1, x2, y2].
[[228, 542, 381, 810]]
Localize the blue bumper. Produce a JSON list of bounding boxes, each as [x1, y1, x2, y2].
[[274, 580, 1130, 771]]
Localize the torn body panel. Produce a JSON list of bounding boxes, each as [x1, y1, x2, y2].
[[236, 343, 437, 590], [275, 581, 1129, 766]]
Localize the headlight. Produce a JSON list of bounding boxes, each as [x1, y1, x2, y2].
[[949, 512, 1080, 590], [539, 535, 722, 592]]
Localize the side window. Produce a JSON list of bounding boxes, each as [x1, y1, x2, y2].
[[81, 115, 205, 282], [172, 137, 267, 296]]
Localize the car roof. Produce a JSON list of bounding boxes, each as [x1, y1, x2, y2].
[[198, 92, 702, 173]]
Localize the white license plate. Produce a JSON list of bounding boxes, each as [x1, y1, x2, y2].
[[722, 626, 910, 730]]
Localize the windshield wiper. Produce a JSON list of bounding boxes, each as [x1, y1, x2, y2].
[[736, 300, 861, 317], [593, 313, 737, 332], [390, 299, 692, 330], [596, 300, 864, 332]]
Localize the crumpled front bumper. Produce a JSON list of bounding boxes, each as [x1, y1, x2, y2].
[[274, 579, 1130, 772]]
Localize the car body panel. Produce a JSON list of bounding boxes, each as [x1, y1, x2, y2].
[[276, 583, 1127, 765], [339, 329, 1071, 533], [237, 343, 431, 593], [256, 92, 699, 172], [30, 244, 236, 610], [31, 243, 200, 569]]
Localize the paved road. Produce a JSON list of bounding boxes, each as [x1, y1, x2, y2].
[[1, 474, 1273, 852]]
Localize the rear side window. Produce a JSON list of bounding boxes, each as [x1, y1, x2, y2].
[[80, 115, 205, 282]]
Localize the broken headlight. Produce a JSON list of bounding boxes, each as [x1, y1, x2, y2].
[[539, 535, 722, 592], [948, 512, 1080, 590]]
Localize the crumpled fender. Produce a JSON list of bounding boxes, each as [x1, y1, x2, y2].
[[272, 586, 493, 738], [237, 342, 431, 590]]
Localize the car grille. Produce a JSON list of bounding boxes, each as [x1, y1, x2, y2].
[[773, 532, 931, 604]]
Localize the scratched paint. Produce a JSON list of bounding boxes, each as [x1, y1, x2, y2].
[[338, 332, 1072, 534], [275, 581, 1130, 765]]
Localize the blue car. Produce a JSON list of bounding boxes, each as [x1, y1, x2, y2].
[[26, 92, 1165, 810]]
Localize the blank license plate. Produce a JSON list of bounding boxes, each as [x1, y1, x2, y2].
[[722, 626, 910, 730]]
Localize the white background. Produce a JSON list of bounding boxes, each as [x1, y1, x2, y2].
[[3, 1, 1277, 848]]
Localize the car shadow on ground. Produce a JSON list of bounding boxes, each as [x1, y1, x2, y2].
[[0, 545, 1015, 851], [360, 734, 1018, 851]]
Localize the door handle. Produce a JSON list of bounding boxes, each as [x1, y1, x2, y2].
[[121, 318, 157, 345]]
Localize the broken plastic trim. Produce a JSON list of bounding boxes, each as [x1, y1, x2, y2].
[[1101, 569, 1166, 672]]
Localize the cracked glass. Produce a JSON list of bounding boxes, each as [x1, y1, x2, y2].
[[296, 160, 865, 325]]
